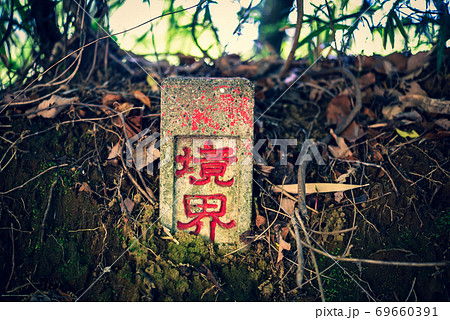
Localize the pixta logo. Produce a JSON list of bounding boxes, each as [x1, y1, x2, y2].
[[125, 128, 167, 173], [126, 129, 325, 173], [252, 138, 325, 166]]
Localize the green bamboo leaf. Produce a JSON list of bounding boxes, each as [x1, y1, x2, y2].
[[392, 11, 408, 43], [382, 16, 391, 49], [298, 24, 348, 48]]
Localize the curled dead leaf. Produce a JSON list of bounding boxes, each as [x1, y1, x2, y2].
[[277, 235, 291, 263], [78, 182, 92, 194], [328, 130, 353, 158], [107, 142, 121, 160], [133, 90, 151, 108], [326, 94, 351, 127], [114, 102, 134, 114], [280, 197, 296, 215], [102, 94, 124, 107], [121, 197, 135, 214], [358, 72, 376, 89], [27, 95, 78, 119], [256, 214, 266, 228]]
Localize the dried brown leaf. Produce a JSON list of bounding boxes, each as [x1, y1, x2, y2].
[[341, 120, 364, 142], [107, 142, 121, 160], [406, 82, 427, 96], [27, 95, 78, 119], [425, 131, 450, 139], [102, 94, 124, 107], [358, 72, 376, 89], [133, 90, 151, 108], [328, 130, 353, 158], [435, 119, 450, 130], [386, 52, 408, 72], [78, 182, 92, 194], [382, 105, 403, 120], [406, 51, 430, 73], [280, 197, 295, 215], [114, 102, 134, 114], [326, 94, 351, 127], [123, 197, 135, 214], [400, 95, 450, 115], [256, 214, 266, 228], [257, 165, 275, 176], [277, 235, 291, 263], [202, 264, 222, 291], [272, 183, 369, 195], [334, 191, 344, 203]]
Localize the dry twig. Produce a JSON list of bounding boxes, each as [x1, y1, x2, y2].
[[279, 0, 304, 79]]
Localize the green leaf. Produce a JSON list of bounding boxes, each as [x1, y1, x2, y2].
[[298, 24, 348, 48], [392, 11, 408, 44], [395, 128, 419, 139], [382, 16, 392, 49]]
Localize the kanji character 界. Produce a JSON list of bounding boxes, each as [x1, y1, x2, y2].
[[177, 194, 235, 242]]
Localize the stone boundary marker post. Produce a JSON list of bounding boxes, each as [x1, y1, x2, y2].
[[160, 78, 254, 249]]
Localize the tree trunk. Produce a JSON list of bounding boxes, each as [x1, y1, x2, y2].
[[258, 0, 294, 54], [30, 0, 61, 53]]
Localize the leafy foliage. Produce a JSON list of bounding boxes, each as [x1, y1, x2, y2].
[[0, 0, 449, 90]]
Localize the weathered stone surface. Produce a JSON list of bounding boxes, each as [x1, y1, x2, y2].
[[160, 77, 254, 248]]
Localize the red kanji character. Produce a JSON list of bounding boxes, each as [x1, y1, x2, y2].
[[189, 142, 237, 186], [175, 146, 194, 178], [177, 194, 235, 242]]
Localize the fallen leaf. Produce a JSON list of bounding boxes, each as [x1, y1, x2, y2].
[[161, 226, 179, 244], [399, 95, 450, 115], [146, 74, 160, 92], [435, 119, 450, 130], [114, 102, 134, 114], [280, 226, 289, 239], [107, 142, 121, 160], [202, 264, 223, 291], [78, 182, 92, 194], [334, 167, 356, 183], [277, 235, 291, 263], [130, 138, 160, 172], [3, 93, 30, 104], [256, 214, 266, 228], [239, 230, 253, 244], [133, 90, 151, 108], [326, 95, 364, 142], [280, 197, 296, 215], [424, 131, 450, 139], [369, 149, 383, 163], [102, 94, 124, 107], [122, 197, 135, 214], [395, 111, 422, 122], [395, 128, 419, 139], [358, 72, 376, 89], [176, 53, 197, 65], [326, 94, 351, 127], [272, 183, 369, 195], [334, 191, 344, 203], [27, 95, 78, 119], [386, 52, 408, 72], [341, 120, 364, 142], [257, 165, 275, 176], [382, 105, 403, 120], [406, 81, 427, 96], [406, 51, 430, 73], [362, 107, 377, 120], [328, 130, 353, 158]]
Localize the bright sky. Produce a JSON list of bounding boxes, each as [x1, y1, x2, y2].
[[109, 0, 435, 61]]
